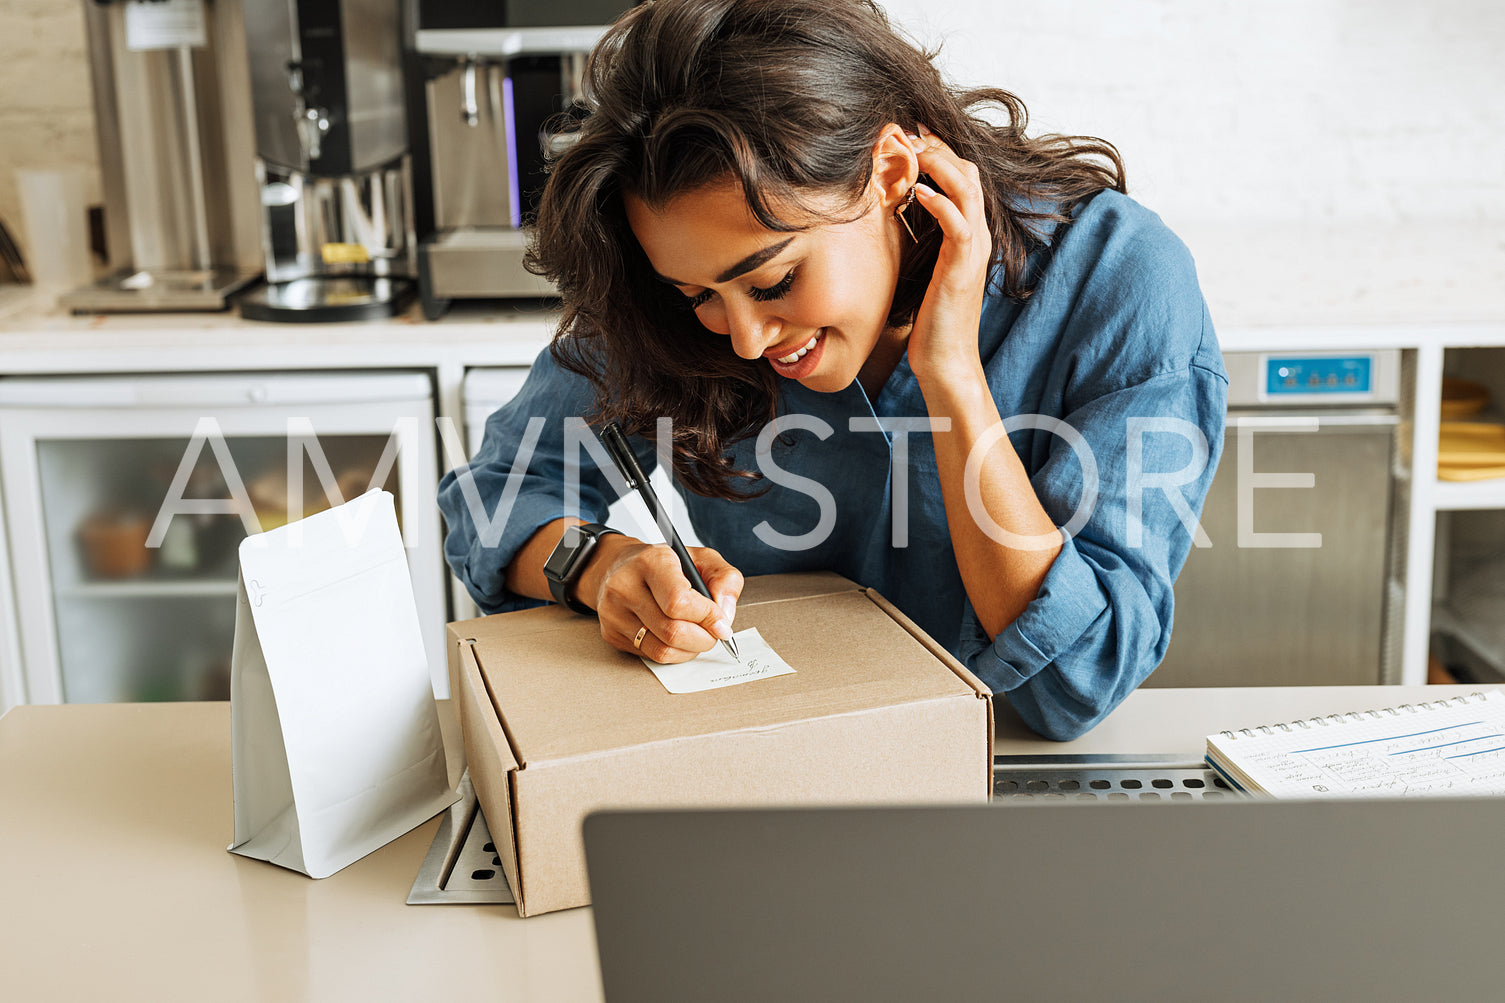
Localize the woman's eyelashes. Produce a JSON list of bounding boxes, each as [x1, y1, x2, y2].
[[681, 269, 797, 310], [748, 269, 796, 303]]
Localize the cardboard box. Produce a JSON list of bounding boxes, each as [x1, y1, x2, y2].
[[448, 571, 993, 916]]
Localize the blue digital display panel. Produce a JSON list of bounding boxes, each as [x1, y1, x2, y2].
[[1265, 355, 1373, 395]]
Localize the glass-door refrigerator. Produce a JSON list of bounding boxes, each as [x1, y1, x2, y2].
[[0, 372, 445, 711]]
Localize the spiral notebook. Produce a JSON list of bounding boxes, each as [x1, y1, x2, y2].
[[1205, 690, 1505, 797]]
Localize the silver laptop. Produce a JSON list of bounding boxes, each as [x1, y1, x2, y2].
[[584, 798, 1505, 1002]]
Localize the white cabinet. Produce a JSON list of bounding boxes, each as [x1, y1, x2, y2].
[[0, 372, 448, 708]]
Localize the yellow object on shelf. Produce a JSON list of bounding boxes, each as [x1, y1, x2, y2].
[[1439, 466, 1505, 482], [1438, 421, 1505, 481], [1441, 378, 1491, 420]]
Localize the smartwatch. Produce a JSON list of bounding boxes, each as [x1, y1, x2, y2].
[[542, 522, 622, 615]]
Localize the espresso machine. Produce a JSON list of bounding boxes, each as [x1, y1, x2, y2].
[[410, 1, 635, 319], [63, 0, 263, 312], [237, 0, 417, 322]]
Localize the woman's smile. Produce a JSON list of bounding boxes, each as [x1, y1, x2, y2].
[[766, 328, 827, 378]]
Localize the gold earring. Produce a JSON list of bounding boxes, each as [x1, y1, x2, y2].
[[895, 186, 918, 244]]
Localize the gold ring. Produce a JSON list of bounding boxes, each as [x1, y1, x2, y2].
[[632, 627, 648, 650]]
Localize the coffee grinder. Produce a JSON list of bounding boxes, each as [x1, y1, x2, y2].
[[237, 0, 417, 322]]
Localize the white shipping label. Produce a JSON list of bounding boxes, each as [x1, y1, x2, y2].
[[643, 627, 795, 694], [125, 0, 209, 51]]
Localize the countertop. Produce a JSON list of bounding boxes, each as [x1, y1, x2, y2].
[[0, 684, 1484, 1001], [0, 287, 557, 373], [2, 221, 1504, 368]]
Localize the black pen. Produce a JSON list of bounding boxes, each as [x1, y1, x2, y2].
[[599, 422, 740, 662]]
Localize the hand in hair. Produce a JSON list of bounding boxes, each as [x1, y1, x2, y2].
[[578, 538, 744, 664], [903, 125, 993, 385]]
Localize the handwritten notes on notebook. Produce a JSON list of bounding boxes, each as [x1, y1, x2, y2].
[[642, 627, 795, 694], [1205, 690, 1505, 798]]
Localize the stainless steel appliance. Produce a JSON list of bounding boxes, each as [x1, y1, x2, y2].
[[237, 0, 417, 322], [410, 2, 635, 318], [63, 0, 263, 312], [1151, 350, 1405, 686]]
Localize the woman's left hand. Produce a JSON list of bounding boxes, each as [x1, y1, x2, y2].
[[905, 125, 993, 386]]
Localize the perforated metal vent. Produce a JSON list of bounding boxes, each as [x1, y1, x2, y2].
[[992, 755, 1238, 802], [407, 773, 514, 905], [410, 756, 1246, 904]]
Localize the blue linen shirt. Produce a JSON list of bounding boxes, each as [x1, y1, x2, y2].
[[438, 190, 1228, 740]]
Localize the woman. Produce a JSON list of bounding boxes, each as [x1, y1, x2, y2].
[[438, 0, 1227, 740]]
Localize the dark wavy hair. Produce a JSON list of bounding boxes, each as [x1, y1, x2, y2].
[[528, 0, 1125, 499]]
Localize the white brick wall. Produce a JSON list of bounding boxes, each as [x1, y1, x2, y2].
[[885, 0, 1505, 226], [0, 0, 1500, 264]]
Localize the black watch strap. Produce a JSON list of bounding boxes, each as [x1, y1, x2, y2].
[[543, 522, 622, 615]]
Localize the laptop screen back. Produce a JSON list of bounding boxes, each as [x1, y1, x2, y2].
[[584, 799, 1505, 1002]]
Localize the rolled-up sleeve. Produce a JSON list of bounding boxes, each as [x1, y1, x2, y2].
[[958, 362, 1228, 740], [437, 349, 628, 614]]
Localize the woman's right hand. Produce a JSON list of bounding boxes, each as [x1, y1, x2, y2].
[[579, 536, 743, 663]]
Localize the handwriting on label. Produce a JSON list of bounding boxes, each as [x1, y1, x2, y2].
[[643, 628, 795, 694]]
